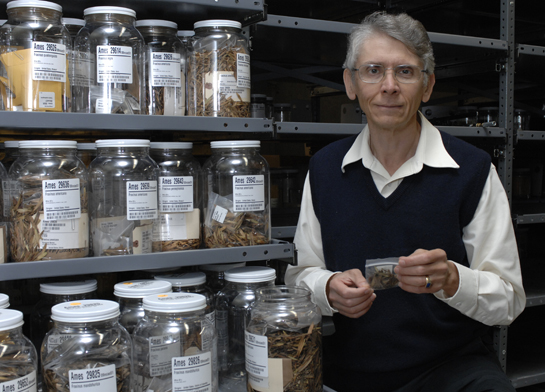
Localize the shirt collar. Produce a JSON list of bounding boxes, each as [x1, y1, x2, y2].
[[341, 112, 460, 174]]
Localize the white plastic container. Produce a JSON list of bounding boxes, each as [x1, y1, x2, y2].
[[0, 293, 9, 308], [114, 279, 172, 334]]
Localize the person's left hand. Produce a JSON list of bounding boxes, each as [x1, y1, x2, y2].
[[394, 248, 459, 297]]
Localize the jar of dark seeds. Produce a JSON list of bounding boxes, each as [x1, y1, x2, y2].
[[149, 142, 202, 252], [188, 19, 250, 117], [132, 293, 217, 392], [245, 285, 323, 392], [113, 279, 172, 334], [0, 309, 38, 392], [42, 299, 132, 392], [9, 140, 89, 262], [202, 140, 270, 248], [215, 266, 276, 391], [136, 20, 185, 116]]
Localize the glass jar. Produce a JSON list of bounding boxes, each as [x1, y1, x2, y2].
[[76, 142, 97, 167], [514, 109, 530, 130], [132, 293, 217, 392], [250, 94, 266, 118], [153, 272, 215, 327], [9, 140, 89, 262], [89, 139, 160, 256], [245, 286, 323, 392], [0, 309, 38, 392], [63, 17, 85, 112], [1, 140, 19, 171], [0, 293, 8, 308], [149, 142, 202, 251], [62, 18, 85, 42], [513, 168, 531, 199], [0, 161, 8, 263], [203, 140, 270, 248], [199, 262, 246, 296], [42, 300, 132, 392], [136, 20, 185, 116], [215, 266, 276, 391], [0, 0, 70, 112], [273, 103, 292, 122], [30, 279, 97, 357], [188, 19, 250, 117], [450, 105, 477, 126], [265, 96, 274, 119], [72, 6, 144, 114], [477, 106, 498, 126], [177, 30, 194, 116], [114, 279, 172, 334]]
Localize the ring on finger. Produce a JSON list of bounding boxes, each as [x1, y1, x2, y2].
[[425, 276, 432, 289]]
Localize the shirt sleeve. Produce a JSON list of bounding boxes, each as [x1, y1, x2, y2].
[[434, 163, 526, 326], [284, 173, 339, 316]]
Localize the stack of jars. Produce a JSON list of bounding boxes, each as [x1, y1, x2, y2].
[[0, 0, 251, 117]]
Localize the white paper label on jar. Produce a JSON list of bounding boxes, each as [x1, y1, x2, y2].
[[236, 53, 251, 89], [42, 179, 82, 220], [38, 212, 88, 250], [39, 92, 55, 108], [74, 51, 95, 86], [163, 84, 184, 116], [126, 181, 158, 221], [69, 364, 117, 392], [47, 333, 78, 349], [95, 98, 112, 113], [233, 175, 265, 212], [211, 205, 228, 223], [154, 209, 200, 241], [171, 352, 212, 392], [2, 180, 15, 217], [245, 331, 269, 381], [32, 42, 66, 82], [0, 370, 37, 392], [0, 225, 6, 264], [150, 333, 181, 377], [204, 71, 250, 103], [150, 52, 182, 87], [132, 221, 153, 254], [159, 176, 193, 212], [97, 45, 133, 84]]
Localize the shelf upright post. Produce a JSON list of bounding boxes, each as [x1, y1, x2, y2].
[[497, 0, 516, 205]]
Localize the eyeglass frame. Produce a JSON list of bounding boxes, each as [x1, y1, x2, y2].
[[350, 64, 429, 84]]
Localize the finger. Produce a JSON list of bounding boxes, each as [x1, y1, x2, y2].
[[335, 292, 376, 318]]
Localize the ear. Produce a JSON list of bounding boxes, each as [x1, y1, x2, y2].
[[421, 73, 436, 103], [343, 68, 357, 101]]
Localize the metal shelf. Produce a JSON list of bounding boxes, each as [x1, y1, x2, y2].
[[0, 241, 295, 281], [271, 226, 297, 239], [508, 355, 545, 388], [518, 44, 545, 57], [0, 112, 273, 133], [515, 214, 545, 225], [517, 130, 545, 141], [525, 291, 545, 308]]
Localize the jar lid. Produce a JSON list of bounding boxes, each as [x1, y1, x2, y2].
[[7, 0, 62, 12], [224, 266, 276, 283], [143, 293, 206, 312], [0, 294, 9, 309], [150, 142, 193, 150], [3, 141, 19, 148], [40, 280, 97, 295], [177, 30, 195, 37], [77, 142, 97, 150], [63, 18, 85, 26], [210, 140, 260, 149], [194, 19, 241, 30], [154, 272, 206, 287], [0, 309, 24, 331], [136, 19, 177, 29], [51, 300, 120, 323], [84, 6, 136, 18], [96, 139, 150, 148], [199, 262, 246, 272], [114, 280, 172, 298], [19, 140, 77, 149]]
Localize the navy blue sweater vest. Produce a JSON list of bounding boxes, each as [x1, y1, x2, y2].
[[309, 131, 491, 387]]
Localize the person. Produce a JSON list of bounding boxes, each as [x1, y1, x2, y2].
[[284, 11, 526, 392]]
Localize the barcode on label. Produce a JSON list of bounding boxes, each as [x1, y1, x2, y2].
[[46, 212, 77, 219]]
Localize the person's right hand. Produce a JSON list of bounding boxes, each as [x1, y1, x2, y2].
[[326, 269, 376, 318]]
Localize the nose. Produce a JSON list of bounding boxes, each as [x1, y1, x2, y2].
[[381, 69, 399, 93]]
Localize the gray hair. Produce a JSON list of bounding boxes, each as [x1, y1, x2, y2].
[[343, 12, 435, 84]]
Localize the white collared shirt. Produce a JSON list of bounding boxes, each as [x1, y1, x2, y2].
[[285, 114, 526, 326]]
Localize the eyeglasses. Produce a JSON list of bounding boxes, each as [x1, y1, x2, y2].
[[351, 64, 428, 84]]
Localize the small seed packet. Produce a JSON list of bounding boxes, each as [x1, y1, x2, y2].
[[365, 257, 399, 290]]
